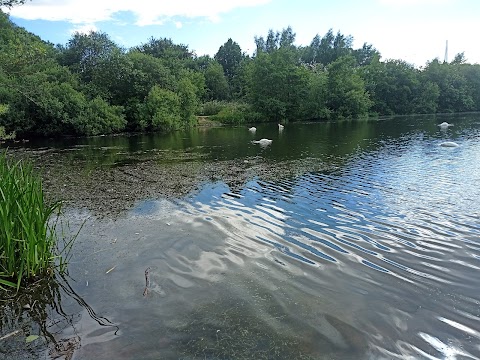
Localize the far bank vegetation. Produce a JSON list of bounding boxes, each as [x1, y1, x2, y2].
[[1, 11, 480, 140]]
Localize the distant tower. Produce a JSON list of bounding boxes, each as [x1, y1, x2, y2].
[[444, 40, 448, 63]]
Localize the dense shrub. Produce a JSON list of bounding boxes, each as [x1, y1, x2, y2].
[[198, 101, 228, 116], [211, 102, 262, 124]]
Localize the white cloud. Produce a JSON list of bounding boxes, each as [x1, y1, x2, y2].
[[8, 0, 271, 26], [70, 23, 98, 35], [353, 16, 480, 66]]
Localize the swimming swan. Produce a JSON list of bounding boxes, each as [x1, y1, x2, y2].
[[439, 141, 459, 147], [438, 122, 453, 129], [248, 127, 257, 132], [278, 124, 284, 130], [252, 138, 273, 146]]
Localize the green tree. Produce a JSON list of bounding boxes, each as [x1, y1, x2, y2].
[[0, 103, 14, 140], [178, 69, 206, 103], [300, 67, 330, 120], [460, 64, 480, 110], [177, 77, 199, 126], [0, 11, 53, 76], [301, 29, 353, 66], [135, 37, 193, 60], [215, 38, 244, 84], [361, 58, 438, 115], [140, 85, 181, 131], [204, 61, 230, 100], [230, 57, 253, 100], [192, 55, 213, 72], [412, 79, 440, 114], [126, 51, 175, 95], [353, 43, 381, 66], [326, 56, 371, 118], [451, 52, 467, 65], [254, 26, 296, 55], [13, 74, 125, 136], [423, 59, 474, 113], [249, 47, 308, 121], [76, 97, 126, 135], [58, 32, 121, 84], [0, 12, 127, 137], [134, 37, 194, 71]]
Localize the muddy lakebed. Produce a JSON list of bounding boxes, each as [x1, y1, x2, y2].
[[1, 114, 480, 359]]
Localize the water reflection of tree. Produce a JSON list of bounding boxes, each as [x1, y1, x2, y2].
[[0, 274, 118, 359]]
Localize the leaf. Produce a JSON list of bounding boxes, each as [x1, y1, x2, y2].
[[25, 335, 39, 343]]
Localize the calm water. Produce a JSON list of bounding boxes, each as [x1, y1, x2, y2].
[[2, 114, 480, 359]]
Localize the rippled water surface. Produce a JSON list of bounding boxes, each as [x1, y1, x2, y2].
[[2, 114, 480, 359]]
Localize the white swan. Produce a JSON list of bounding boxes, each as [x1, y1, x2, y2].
[[439, 141, 459, 147], [278, 124, 284, 131], [248, 127, 256, 132], [252, 138, 272, 146], [438, 122, 453, 129]]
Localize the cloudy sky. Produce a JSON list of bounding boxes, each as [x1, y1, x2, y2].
[[3, 0, 479, 67]]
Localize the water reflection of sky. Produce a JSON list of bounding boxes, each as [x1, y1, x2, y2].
[[4, 114, 480, 359], [109, 116, 480, 358]]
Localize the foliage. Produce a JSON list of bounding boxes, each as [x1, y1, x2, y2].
[[58, 31, 121, 84], [139, 85, 181, 131], [254, 26, 296, 55], [210, 102, 261, 124], [0, 0, 29, 8], [75, 97, 126, 135], [204, 61, 230, 101], [301, 29, 356, 66], [0, 104, 15, 140], [198, 101, 228, 116], [177, 77, 200, 126], [135, 37, 193, 61], [134, 37, 194, 71], [459, 64, 480, 111], [353, 43, 381, 66], [248, 47, 309, 121], [0, 126, 15, 140], [325, 56, 372, 119], [1, 11, 480, 139], [300, 67, 331, 120], [423, 59, 475, 113], [215, 38, 245, 85], [0, 153, 73, 290]]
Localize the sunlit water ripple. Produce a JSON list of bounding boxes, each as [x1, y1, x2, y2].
[[153, 128, 480, 359]]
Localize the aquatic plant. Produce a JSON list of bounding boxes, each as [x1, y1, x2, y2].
[[0, 152, 73, 291]]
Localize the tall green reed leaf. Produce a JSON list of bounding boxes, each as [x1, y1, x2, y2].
[[0, 152, 67, 291]]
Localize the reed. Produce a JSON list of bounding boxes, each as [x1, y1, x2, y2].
[[0, 152, 71, 291]]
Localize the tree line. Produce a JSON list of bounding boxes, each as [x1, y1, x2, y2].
[[1, 10, 480, 139]]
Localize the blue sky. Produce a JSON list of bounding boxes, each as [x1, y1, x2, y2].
[[3, 0, 479, 67]]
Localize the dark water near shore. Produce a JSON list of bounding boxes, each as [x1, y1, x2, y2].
[[2, 114, 480, 359]]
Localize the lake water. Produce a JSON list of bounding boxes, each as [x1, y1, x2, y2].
[[2, 114, 480, 359]]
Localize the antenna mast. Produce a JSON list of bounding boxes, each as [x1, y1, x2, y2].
[[444, 40, 448, 63]]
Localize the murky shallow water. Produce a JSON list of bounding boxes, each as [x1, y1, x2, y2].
[[2, 114, 480, 359]]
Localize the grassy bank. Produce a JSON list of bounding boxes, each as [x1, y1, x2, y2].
[[0, 152, 70, 291]]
